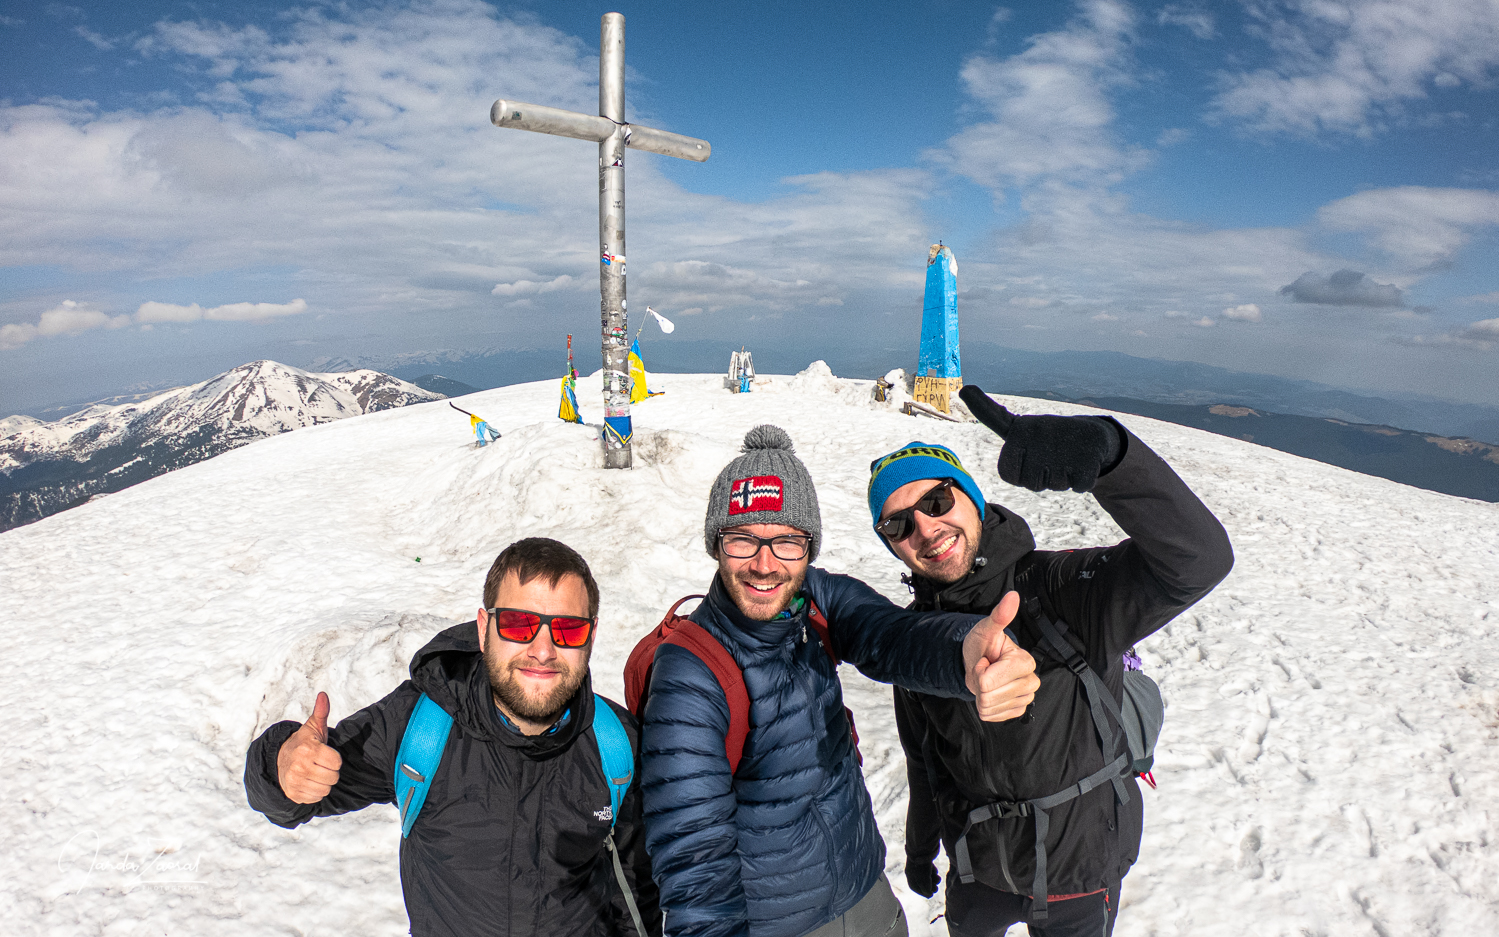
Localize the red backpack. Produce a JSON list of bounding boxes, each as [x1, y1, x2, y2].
[[624, 595, 859, 773]]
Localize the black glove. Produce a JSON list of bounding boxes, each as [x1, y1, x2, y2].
[[959, 385, 1123, 493], [905, 859, 940, 898]]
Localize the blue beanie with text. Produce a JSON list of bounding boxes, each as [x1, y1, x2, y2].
[[867, 441, 986, 530]]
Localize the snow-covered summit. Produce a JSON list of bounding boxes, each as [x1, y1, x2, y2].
[[1, 365, 1495, 935]]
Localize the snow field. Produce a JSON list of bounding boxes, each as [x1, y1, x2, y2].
[[2, 365, 1496, 936]]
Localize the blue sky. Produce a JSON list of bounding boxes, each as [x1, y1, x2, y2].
[[2, 0, 1498, 413]]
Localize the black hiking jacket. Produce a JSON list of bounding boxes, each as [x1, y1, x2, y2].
[[244, 623, 661, 937], [897, 422, 1234, 898]]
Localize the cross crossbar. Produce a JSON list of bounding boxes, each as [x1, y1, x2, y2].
[[490, 100, 710, 161]]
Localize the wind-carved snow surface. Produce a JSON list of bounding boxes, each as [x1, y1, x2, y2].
[[2, 365, 1496, 936]]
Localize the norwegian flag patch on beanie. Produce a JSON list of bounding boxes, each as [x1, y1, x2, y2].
[[728, 475, 784, 514]]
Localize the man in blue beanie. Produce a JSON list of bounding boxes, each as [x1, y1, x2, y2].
[[868, 387, 1234, 937]]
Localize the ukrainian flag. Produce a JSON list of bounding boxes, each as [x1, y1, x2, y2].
[[558, 376, 581, 424], [628, 339, 663, 403]]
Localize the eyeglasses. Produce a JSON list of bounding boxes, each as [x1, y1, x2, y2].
[[718, 531, 812, 561], [875, 478, 958, 542], [486, 608, 597, 647]]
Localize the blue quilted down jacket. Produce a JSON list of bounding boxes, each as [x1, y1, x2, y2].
[[639, 567, 981, 937]]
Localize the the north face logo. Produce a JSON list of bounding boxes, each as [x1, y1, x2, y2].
[[594, 806, 613, 822], [729, 476, 784, 514]]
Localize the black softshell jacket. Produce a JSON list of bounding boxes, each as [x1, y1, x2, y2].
[[897, 423, 1234, 899], [245, 623, 661, 937]]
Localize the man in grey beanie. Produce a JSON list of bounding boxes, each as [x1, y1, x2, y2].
[[638, 425, 1039, 937]]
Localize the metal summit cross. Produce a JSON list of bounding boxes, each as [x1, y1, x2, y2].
[[490, 12, 710, 469]]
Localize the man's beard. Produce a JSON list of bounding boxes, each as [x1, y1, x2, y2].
[[485, 645, 591, 724], [721, 563, 809, 621], [911, 525, 981, 585]]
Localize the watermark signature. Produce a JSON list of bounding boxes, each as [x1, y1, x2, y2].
[[57, 830, 209, 896]]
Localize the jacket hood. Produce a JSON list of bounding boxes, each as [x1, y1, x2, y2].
[[912, 502, 1036, 610], [408, 621, 594, 757]]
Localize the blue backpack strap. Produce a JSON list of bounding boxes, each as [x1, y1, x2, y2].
[[592, 694, 649, 937], [394, 693, 454, 839], [591, 693, 633, 827]]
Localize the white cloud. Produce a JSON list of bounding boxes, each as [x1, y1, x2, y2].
[[0, 300, 129, 349], [1213, 0, 1499, 137], [1010, 297, 1053, 308], [939, 0, 1144, 191], [491, 275, 577, 297], [1458, 317, 1499, 346], [0, 323, 36, 350], [1223, 303, 1263, 322], [1156, 127, 1192, 147], [135, 299, 308, 323], [1092, 312, 1118, 321], [1317, 187, 1499, 269], [1459, 291, 1499, 304], [1406, 317, 1499, 350], [1157, 4, 1215, 40], [1193, 316, 1216, 327]]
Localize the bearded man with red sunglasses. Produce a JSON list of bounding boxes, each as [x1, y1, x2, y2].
[[869, 387, 1234, 937], [244, 537, 660, 937]]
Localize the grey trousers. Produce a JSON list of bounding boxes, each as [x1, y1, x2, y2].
[[803, 874, 908, 937]]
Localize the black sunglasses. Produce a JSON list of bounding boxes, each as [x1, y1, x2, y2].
[[875, 478, 958, 542]]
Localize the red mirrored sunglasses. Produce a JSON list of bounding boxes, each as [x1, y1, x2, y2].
[[486, 608, 596, 647]]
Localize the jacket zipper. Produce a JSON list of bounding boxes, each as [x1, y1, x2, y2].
[[793, 614, 841, 920]]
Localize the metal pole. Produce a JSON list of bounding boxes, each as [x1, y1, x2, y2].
[[598, 12, 631, 469]]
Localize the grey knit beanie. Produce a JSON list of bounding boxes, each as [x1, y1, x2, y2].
[[704, 425, 822, 562]]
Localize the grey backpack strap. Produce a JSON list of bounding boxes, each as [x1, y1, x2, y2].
[[1029, 606, 1131, 807], [1021, 752, 1130, 922], [952, 800, 1029, 892], [606, 833, 649, 937]]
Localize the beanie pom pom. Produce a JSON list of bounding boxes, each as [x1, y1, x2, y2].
[[742, 424, 794, 452]]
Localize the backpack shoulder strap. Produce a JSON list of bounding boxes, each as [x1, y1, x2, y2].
[[394, 692, 455, 839], [591, 694, 651, 937], [663, 621, 752, 774], [624, 594, 705, 713], [591, 694, 634, 828], [1027, 605, 1126, 750]]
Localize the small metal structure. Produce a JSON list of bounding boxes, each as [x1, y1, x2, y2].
[[726, 349, 755, 393], [913, 244, 961, 414], [490, 13, 711, 468]]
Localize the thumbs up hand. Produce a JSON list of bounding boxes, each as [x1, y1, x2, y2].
[[962, 592, 1039, 722], [958, 385, 1122, 493], [276, 691, 342, 804]]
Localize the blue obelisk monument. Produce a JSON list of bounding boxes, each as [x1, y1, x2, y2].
[[914, 243, 961, 413]]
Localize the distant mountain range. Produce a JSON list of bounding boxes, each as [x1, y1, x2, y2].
[[408, 374, 480, 398], [7, 345, 1496, 532], [0, 361, 442, 532], [309, 342, 1499, 445]]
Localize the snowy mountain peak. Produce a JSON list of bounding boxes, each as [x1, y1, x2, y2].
[[1, 360, 443, 530]]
